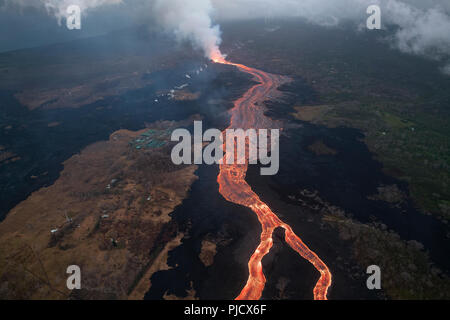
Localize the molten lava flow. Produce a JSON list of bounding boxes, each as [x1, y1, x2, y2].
[[214, 58, 332, 300]]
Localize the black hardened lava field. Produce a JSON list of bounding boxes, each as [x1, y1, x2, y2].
[[0, 1, 449, 315]]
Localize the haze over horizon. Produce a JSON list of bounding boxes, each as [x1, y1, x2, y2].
[[1, 0, 450, 72]]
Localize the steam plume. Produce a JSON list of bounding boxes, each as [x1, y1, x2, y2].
[[3, 0, 450, 70], [153, 0, 224, 60]]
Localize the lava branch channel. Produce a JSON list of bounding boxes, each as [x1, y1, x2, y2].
[[213, 58, 332, 300]]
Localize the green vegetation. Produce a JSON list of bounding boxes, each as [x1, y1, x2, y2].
[[224, 19, 450, 220], [129, 129, 171, 150], [324, 213, 450, 299], [313, 99, 450, 220]]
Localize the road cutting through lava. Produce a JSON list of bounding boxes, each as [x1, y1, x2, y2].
[[212, 56, 332, 300]]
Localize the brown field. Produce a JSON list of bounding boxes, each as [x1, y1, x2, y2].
[[0, 122, 198, 299]]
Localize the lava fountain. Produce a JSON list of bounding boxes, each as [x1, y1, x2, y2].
[[212, 54, 332, 300]]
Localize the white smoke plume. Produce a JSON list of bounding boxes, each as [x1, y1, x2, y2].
[[152, 0, 223, 60], [2, 0, 224, 59], [3, 0, 450, 68]]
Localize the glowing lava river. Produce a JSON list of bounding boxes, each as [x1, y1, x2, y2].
[[213, 57, 332, 300]]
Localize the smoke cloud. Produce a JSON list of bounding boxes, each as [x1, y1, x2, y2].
[[152, 0, 223, 60], [2, 0, 450, 69]]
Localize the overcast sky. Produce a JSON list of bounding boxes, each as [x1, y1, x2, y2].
[[1, 0, 449, 72]]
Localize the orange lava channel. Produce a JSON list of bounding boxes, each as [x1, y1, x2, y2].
[[213, 57, 332, 300]]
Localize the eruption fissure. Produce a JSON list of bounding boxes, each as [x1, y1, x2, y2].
[[213, 55, 332, 300]]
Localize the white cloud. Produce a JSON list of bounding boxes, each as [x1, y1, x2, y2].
[[3, 0, 450, 69], [212, 0, 450, 71]]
